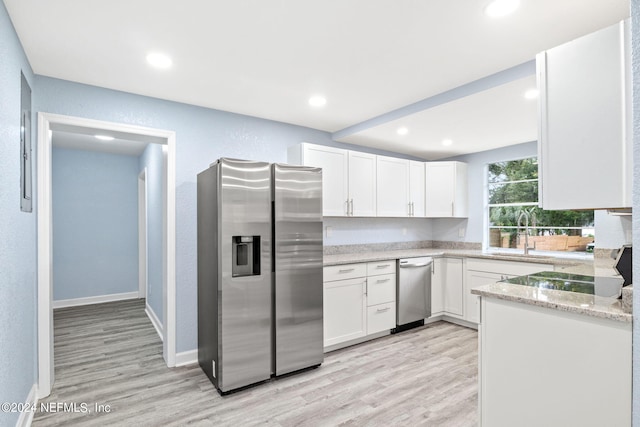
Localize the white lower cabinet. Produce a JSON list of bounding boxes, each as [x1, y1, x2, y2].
[[323, 276, 367, 347], [443, 258, 464, 317], [465, 271, 503, 324], [431, 258, 445, 316], [465, 258, 554, 324], [430, 257, 464, 319], [323, 260, 396, 350]]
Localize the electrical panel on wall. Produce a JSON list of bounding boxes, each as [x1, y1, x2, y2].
[[20, 72, 32, 213]]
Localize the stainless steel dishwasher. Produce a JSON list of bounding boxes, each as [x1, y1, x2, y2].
[[395, 257, 433, 332]]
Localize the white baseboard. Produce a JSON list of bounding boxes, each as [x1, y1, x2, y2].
[[16, 383, 37, 427], [53, 291, 139, 309], [174, 350, 198, 367], [145, 303, 163, 342]]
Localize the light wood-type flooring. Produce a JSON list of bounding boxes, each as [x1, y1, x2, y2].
[[32, 299, 478, 426]]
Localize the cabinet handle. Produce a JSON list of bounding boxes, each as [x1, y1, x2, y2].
[[376, 278, 390, 283], [408, 202, 412, 217], [345, 200, 349, 216], [349, 199, 354, 216], [451, 202, 454, 216], [375, 265, 390, 269], [411, 202, 415, 216], [376, 307, 391, 313], [339, 268, 355, 273]]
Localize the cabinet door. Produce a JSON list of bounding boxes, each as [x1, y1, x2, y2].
[[538, 20, 630, 209], [443, 258, 464, 317], [466, 271, 503, 324], [425, 162, 455, 217], [409, 161, 425, 217], [348, 151, 377, 216], [301, 144, 349, 216], [376, 156, 409, 217], [431, 258, 444, 315], [323, 278, 367, 347]]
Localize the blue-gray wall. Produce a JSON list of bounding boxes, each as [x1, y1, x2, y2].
[[0, 1, 36, 426], [32, 76, 342, 353], [138, 143, 164, 322], [52, 148, 139, 301]]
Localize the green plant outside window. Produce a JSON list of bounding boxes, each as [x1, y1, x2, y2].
[[487, 158, 594, 253]]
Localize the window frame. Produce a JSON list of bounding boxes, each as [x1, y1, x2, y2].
[[483, 156, 594, 257]]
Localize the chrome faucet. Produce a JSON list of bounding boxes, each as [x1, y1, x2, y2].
[[517, 211, 536, 255]]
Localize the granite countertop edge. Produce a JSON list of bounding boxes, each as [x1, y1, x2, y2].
[[471, 283, 631, 323], [323, 249, 585, 267]]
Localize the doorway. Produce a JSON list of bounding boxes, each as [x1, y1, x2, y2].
[[37, 112, 177, 398], [138, 168, 148, 299]]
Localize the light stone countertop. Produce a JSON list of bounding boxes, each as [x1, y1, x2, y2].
[[323, 247, 628, 322], [471, 281, 631, 323], [323, 248, 601, 270]]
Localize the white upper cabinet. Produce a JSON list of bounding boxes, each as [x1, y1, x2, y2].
[[376, 156, 409, 217], [288, 143, 376, 216], [348, 151, 377, 217], [409, 161, 425, 217], [288, 143, 349, 216], [537, 20, 631, 209], [425, 161, 468, 217], [377, 157, 426, 217]]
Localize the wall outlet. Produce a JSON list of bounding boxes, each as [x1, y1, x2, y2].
[[402, 228, 407, 236], [458, 228, 465, 238], [326, 226, 333, 238]]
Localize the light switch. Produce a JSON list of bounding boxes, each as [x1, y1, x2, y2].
[[326, 226, 333, 238], [458, 228, 465, 238]]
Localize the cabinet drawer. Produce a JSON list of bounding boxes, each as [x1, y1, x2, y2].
[[324, 263, 367, 282], [367, 302, 396, 334], [367, 260, 396, 276], [367, 274, 396, 306]]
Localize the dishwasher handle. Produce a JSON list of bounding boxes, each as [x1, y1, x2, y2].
[[399, 261, 432, 268]]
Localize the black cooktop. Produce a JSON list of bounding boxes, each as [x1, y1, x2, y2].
[[500, 271, 624, 298]]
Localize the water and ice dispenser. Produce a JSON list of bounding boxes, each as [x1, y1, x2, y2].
[[232, 236, 261, 277]]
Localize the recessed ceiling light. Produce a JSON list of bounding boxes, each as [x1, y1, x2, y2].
[[442, 139, 453, 147], [397, 127, 409, 136], [484, 0, 520, 18], [524, 89, 539, 99], [94, 135, 114, 141], [146, 52, 173, 69], [308, 95, 327, 108]]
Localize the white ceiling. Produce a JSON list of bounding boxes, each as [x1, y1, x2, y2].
[[5, 0, 630, 158]]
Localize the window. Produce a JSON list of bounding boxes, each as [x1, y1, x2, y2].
[[487, 157, 594, 254]]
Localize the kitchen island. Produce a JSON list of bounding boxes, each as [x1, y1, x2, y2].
[[472, 273, 631, 427]]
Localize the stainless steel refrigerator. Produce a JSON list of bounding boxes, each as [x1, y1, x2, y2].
[[197, 158, 323, 394]]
